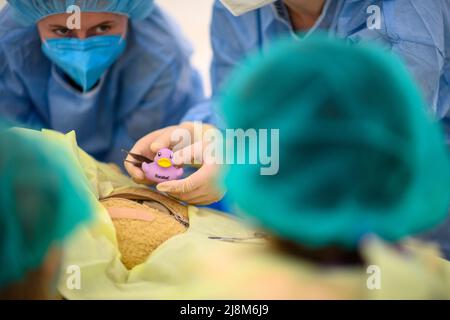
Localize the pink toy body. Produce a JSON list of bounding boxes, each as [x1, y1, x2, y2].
[[142, 148, 184, 183]]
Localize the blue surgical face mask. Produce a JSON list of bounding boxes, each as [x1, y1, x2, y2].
[[42, 35, 126, 92]]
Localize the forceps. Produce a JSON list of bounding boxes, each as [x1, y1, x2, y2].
[[208, 233, 268, 243], [122, 149, 153, 168]]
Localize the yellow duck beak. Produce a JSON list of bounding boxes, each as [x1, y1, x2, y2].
[[157, 158, 172, 168]]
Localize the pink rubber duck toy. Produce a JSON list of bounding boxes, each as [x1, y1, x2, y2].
[[142, 148, 184, 183]]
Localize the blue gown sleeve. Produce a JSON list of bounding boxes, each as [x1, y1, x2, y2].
[[107, 40, 211, 165], [0, 51, 44, 128], [121, 7, 215, 135], [121, 49, 208, 140], [382, 0, 447, 117], [211, 1, 256, 97]]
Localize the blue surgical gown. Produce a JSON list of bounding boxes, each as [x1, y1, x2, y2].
[[0, 5, 214, 165], [211, 0, 449, 137]]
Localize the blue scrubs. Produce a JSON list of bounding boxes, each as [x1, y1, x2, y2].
[[211, 0, 449, 136], [211, 0, 450, 258], [0, 5, 214, 165]]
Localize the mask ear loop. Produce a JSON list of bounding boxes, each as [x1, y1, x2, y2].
[[42, 38, 51, 49], [118, 21, 129, 44]]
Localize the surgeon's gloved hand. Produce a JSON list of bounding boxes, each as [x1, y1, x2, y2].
[[158, 150, 226, 205], [124, 122, 226, 205]]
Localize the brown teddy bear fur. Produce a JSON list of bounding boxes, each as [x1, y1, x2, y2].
[[100, 188, 189, 270]]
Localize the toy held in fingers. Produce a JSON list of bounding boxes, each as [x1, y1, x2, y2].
[[142, 148, 184, 183]]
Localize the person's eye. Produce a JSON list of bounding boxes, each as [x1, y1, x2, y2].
[[52, 28, 71, 36], [95, 24, 112, 34]]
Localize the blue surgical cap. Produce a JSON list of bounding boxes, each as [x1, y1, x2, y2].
[[0, 125, 92, 289], [221, 36, 450, 249], [7, 0, 155, 26]]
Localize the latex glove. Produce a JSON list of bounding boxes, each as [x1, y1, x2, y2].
[[157, 142, 226, 205], [124, 122, 226, 205]]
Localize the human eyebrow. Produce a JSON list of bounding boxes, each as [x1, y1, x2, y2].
[[91, 21, 116, 28], [49, 24, 69, 29]]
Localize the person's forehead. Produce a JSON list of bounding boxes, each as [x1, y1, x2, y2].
[[39, 12, 126, 25]]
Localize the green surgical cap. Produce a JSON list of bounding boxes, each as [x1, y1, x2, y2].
[[221, 36, 450, 249], [0, 124, 92, 289], [7, 0, 154, 26]]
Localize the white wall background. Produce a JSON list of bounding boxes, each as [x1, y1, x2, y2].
[[0, 0, 214, 94], [157, 0, 214, 94]]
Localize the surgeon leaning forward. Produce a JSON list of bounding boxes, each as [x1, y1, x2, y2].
[[0, 0, 213, 166]]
